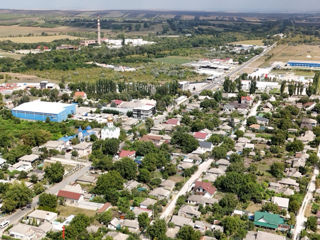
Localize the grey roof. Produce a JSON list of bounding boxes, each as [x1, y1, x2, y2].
[[140, 198, 157, 207], [123, 219, 139, 229], [171, 215, 194, 227], [199, 141, 213, 149], [188, 195, 217, 205], [19, 154, 39, 163]]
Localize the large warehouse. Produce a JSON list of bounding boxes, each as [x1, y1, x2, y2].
[[288, 61, 320, 68], [12, 101, 76, 122]]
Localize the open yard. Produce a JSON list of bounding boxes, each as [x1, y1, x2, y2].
[[57, 205, 97, 218]]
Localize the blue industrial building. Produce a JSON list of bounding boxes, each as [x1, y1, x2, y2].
[[12, 101, 76, 122], [288, 61, 320, 68]]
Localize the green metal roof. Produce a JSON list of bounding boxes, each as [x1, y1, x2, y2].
[[254, 211, 284, 229]]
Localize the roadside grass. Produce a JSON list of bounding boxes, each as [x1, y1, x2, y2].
[[57, 205, 96, 218]]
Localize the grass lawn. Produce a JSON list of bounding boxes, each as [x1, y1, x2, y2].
[[57, 205, 97, 218], [0, 50, 22, 60], [246, 202, 262, 213], [231, 39, 264, 46], [153, 56, 194, 65]]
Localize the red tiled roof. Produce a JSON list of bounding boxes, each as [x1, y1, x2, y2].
[[165, 118, 179, 125], [74, 91, 86, 97], [141, 135, 162, 142], [304, 102, 314, 107], [97, 202, 111, 213], [119, 150, 136, 158], [249, 124, 260, 130], [57, 190, 81, 200], [241, 96, 252, 101], [194, 181, 216, 195], [194, 132, 207, 139], [113, 99, 123, 105]]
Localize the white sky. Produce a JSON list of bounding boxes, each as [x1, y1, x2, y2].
[[2, 0, 320, 13]]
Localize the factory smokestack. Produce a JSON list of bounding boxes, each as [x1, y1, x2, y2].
[[97, 16, 101, 45]]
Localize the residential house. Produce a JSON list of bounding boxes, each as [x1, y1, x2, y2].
[[249, 124, 261, 131], [140, 134, 171, 147], [108, 218, 121, 231], [160, 179, 176, 191], [171, 215, 194, 228], [57, 184, 84, 205], [245, 231, 286, 240], [193, 132, 210, 141], [187, 195, 217, 207], [119, 150, 136, 159], [8, 223, 51, 240], [256, 116, 269, 126], [27, 210, 57, 225], [301, 118, 317, 130], [124, 180, 140, 191], [253, 211, 287, 231], [194, 141, 213, 154], [165, 118, 180, 126], [140, 198, 157, 209], [193, 181, 216, 198], [97, 202, 112, 214], [42, 140, 66, 152], [106, 231, 129, 240], [74, 91, 87, 100], [9, 161, 32, 172], [178, 205, 201, 219], [271, 197, 289, 211], [194, 220, 212, 233], [133, 207, 152, 218], [278, 178, 299, 191], [149, 187, 171, 200], [177, 162, 194, 171], [73, 142, 92, 157], [76, 174, 96, 185], [122, 219, 139, 233], [19, 154, 39, 164], [151, 124, 175, 134], [241, 96, 253, 105]]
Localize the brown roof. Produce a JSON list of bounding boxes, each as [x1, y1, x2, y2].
[[140, 135, 162, 141], [194, 181, 216, 195], [57, 190, 81, 200], [97, 202, 111, 213]]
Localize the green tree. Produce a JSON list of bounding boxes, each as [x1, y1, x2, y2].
[[270, 162, 285, 178], [114, 157, 137, 180], [44, 162, 65, 184], [138, 212, 150, 231], [33, 182, 45, 195], [250, 80, 257, 94], [247, 116, 257, 126], [176, 225, 201, 240], [306, 216, 317, 232], [39, 193, 57, 209], [94, 171, 124, 194], [138, 168, 151, 183], [98, 210, 113, 225], [147, 219, 167, 240], [286, 139, 304, 152], [2, 182, 33, 212], [212, 146, 227, 160], [171, 130, 199, 153], [280, 81, 286, 95]]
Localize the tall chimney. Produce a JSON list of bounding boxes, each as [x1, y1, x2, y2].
[[97, 16, 101, 45]]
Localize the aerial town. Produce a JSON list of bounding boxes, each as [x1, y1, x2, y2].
[[1, 4, 320, 240]]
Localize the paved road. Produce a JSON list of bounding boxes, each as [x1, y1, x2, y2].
[[292, 147, 320, 239], [194, 43, 277, 95], [239, 100, 261, 131], [1, 165, 90, 232], [160, 158, 214, 222]]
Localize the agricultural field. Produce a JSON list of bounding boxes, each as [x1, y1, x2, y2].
[[231, 39, 265, 46], [0, 25, 86, 37], [0, 34, 82, 43], [261, 44, 320, 67], [0, 50, 22, 59]]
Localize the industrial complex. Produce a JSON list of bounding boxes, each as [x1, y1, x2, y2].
[[12, 101, 76, 122]]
